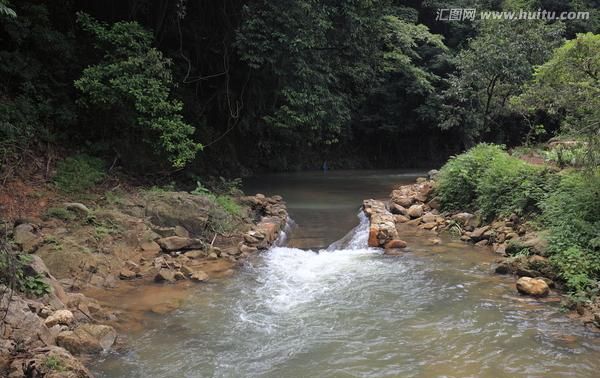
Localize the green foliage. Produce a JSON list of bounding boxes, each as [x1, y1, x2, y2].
[[543, 143, 588, 168], [439, 20, 564, 145], [75, 13, 201, 169], [44, 355, 65, 372], [1, 241, 50, 297], [0, 0, 15, 17], [437, 144, 555, 220], [53, 155, 105, 193], [215, 195, 242, 217], [540, 170, 600, 292], [435, 144, 507, 211], [514, 33, 600, 168]]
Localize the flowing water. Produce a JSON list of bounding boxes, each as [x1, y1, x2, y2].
[[92, 170, 600, 378]]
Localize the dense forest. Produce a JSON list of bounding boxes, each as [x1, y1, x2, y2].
[[1, 0, 597, 177]]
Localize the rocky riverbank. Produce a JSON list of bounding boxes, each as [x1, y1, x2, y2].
[[1, 190, 287, 377], [363, 171, 600, 328]]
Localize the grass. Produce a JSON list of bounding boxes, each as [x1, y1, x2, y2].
[[53, 154, 105, 193]]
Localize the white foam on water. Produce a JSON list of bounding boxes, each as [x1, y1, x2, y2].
[[247, 212, 382, 314]]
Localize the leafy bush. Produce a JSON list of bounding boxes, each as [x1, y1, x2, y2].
[[541, 170, 600, 292], [1, 240, 50, 297], [53, 155, 105, 193], [436, 144, 512, 211], [476, 156, 555, 221]]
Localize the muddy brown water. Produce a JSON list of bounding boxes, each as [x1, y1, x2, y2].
[[91, 170, 600, 377]]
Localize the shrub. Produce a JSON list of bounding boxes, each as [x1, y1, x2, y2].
[[436, 144, 515, 211], [53, 155, 105, 193], [475, 156, 556, 221], [541, 170, 600, 292]]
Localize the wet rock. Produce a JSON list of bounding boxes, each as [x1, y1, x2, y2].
[[494, 263, 511, 275], [420, 223, 437, 230], [190, 270, 209, 282], [384, 239, 407, 249], [44, 310, 74, 328], [421, 213, 436, 224], [184, 250, 205, 259], [239, 243, 258, 254], [156, 236, 204, 252], [364, 200, 399, 248], [407, 205, 423, 219], [475, 239, 488, 247], [56, 324, 117, 354], [516, 277, 550, 297], [383, 249, 405, 256]]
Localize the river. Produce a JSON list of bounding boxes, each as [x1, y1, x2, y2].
[[92, 170, 600, 377]]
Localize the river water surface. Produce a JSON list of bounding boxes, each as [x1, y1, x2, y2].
[[92, 170, 600, 377]]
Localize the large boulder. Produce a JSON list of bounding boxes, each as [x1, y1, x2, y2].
[[56, 324, 117, 354], [13, 223, 42, 253], [364, 200, 400, 248], [156, 236, 205, 252], [516, 277, 550, 297], [407, 205, 423, 219], [44, 310, 75, 328], [8, 346, 92, 378], [142, 192, 216, 236]]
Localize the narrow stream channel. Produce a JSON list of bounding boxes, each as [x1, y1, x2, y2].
[[92, 170, 600, 378]]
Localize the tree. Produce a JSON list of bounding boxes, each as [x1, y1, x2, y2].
[[514, 32, 600, 166], [75, 13, 201, 169], [438, 20, 564, 146]]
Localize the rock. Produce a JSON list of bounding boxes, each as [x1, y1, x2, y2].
[[389, 203, 408, 215], [493, 243, 507, 255], [407, 205, 423, 219], [208, 252, 218, 260], [140, 240, 161, 253], [63, 202, 91, 215], [239, 243, 258, 254], [416, 177, 427, 184], [156, 236, 204, 252], [174, 225, 190, 238], [451, 212, 480, 228], [384, 239, 407, 249], [13, 223, 42, 253], [494, 263, 511, 275], [8, 346, 92, 378], [190, 270, 209, 282], [391, 191, 414, 207], [174, 271, 186, 280], [475, 239, 488, 247], [142, 191, 215, 235], [420, 223, 437, 230], [427, 197, 441, 210], [429, 238, 442, 245], [56, 324, 117, 354], [154, 268, 175, 283], [516, 277, 550, 297], [522, 236, 549, 256], [421, 213, 436, 224], [394, 215, 410, 223], [427, 169, 439, 180], [460, 234, 471, 242], [44, 310, 74, 328], [119, 268, 137, 280], [470, 226, 490, 240], [184, 250, 205, 259], [364, 200, 399, 248]]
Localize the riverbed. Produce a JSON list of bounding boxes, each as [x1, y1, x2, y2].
[[91, 170, 600, 377]]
